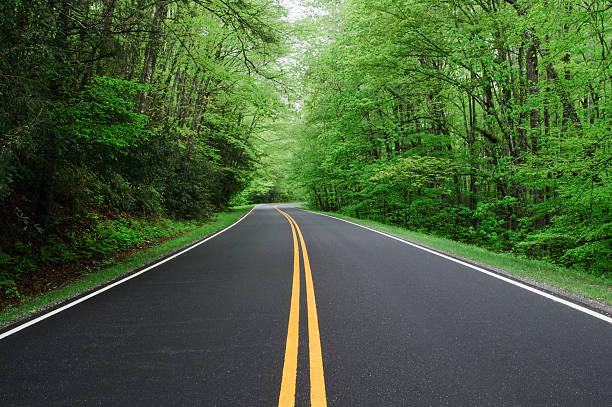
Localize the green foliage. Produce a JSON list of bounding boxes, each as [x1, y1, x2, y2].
[[0, 0, 289, 302], [79, 217, 190, 258], [292, 0, 612, 276], [68, 77, 149, 153]]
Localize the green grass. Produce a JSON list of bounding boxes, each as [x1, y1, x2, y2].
[[303, 208, 612, 306], [0, 205, 254, 326]]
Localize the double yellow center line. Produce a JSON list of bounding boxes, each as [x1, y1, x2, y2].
[[275, 206, 327, 407]]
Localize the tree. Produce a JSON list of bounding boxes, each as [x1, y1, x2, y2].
[[292, 0, 611, 274]]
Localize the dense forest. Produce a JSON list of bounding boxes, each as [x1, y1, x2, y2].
[[292, 0, 611, 275], [0, 0, 289, 303], [0, 0, 610, 307]]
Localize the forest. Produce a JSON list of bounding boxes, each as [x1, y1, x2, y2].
[[0, 0, 610, 308], [0, 0, 290, 305], [292, 0, 611, 276]]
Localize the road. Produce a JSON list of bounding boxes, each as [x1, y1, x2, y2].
[[1, 204, 611, 406]]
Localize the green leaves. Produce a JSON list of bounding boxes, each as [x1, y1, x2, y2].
[[372, 157, 455, 189], [0, 0, 291, 302], [292, 0, 612, 275], [68, 76, 150, 154]]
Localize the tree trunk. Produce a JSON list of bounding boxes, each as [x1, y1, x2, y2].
[[139, 0, 168, 113]]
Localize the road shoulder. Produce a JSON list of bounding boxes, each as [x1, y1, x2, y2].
[[300, 208, 612, 318], [0, 205, 256, 332]]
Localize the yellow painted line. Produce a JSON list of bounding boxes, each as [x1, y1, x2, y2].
[[275, 207, 300, 407], [277, 207, 328, 407]]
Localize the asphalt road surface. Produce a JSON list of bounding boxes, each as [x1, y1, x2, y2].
[[1, 204, 611, 406]]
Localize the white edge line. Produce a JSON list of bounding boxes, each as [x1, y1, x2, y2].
[[300, 208, 612, 324], [0, 205, 258, 340]]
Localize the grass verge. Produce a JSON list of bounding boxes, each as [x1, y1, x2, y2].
[[304, 208, 612, 307], [0, 205, 254, 327]]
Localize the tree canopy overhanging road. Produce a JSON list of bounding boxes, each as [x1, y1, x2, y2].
[[1, 0, 611, 309], [1, 205, 611, 406]]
